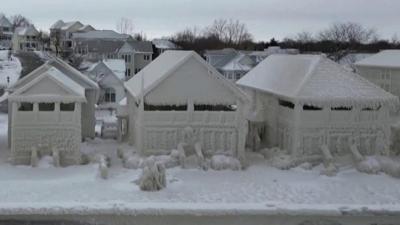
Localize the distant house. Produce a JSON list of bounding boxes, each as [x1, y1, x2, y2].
[[12, 26, 41, 52], [87, 59, 126, 109], [8, 57, 99, 148], [119, 51, 248, 160], [0, 15, 13, 49], [354, 50, 400, 98], [152, 39, 179, 55], [204, 47, 298, 82], [237, 55, 398, 158], [8, 63, 88, 166], [117, 39, 153, 79], [50, 20, 95, 55], [72, 30, 130, 59]]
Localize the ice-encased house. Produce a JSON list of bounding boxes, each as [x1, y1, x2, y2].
[[119, 50, 249, 159], [8, 58, 99, 164], [237, 54, 398, 157]]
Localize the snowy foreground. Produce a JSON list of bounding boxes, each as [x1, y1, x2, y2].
[[0, 113, 399, 224]]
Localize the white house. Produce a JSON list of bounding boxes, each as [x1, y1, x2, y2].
[[9, 57, 99, 146], [87, 59, 126, 109], [8, 65, 87, 165], [119, 50, 249, 161], [12, 26, 41, 52], [237, 54, 398, 158], [354, 50, 400, 98], [0, 15, 13, 49]]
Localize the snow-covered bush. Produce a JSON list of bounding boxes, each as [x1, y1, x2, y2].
[[31, 147, 38, 167], [270, 153, 294, 170], [378, 156, 400, 178], [320, 163, 338, 177], [80, 153, 90, 165], [210, 155, 241, 171], [139, 159, 166, 191]]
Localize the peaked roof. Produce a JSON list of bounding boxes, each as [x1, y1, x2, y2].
[[0, 15, 12, 28], [124, 50, 248, 102], [9, 66, 86, 103], [354, 50, 400, 69], [237, 54, 398, 108], [12, 57, 99, 92], [89, 59, 125, 81], [50, 20, 84, 31], [118, 39, 153, 53], [14, 26, 39, 36]]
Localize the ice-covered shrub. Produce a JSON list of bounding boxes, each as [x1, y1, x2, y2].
[[52, 148, 60, 168], [356, 156, 381, 174], [98, 155, 108, 179], [139, 160, 166, 191], [124, 154, 144, 169], [377, 156, 400, 178], [210, 155, 241, 171], [31, 147, 38, 167], [320, 163, 338, 177], [270, 153, 294, 170]]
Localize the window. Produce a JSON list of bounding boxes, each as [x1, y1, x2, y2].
[[331, 106, 352, 111], [278, 99, 295, 109], [194, 104, 236, 111], [135, 68, 141, 74], [144, 104, 187, 111], [125, 69, 131, 78], [235, 72, 241, 80], [104, 88, 116, 103], [39, 103, 55, 111], [60, 103, 75, 111], [18, 102, 33, 111], [303, 105, 323, 111], [144, 55, 150, 60], [128, 55, 131, 63], [362, 105, 381, 111]]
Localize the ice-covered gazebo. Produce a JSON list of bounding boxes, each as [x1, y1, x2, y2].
[[237, 54, 399, 158], [8, 66, 87, 165], [121, 50, 249, 160]]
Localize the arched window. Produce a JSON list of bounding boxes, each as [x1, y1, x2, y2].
[[104, 88, 116, 103]]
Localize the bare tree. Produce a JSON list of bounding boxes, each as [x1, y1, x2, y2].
[[10, 14, 31, 30], [206, 19, 253, 46], [173, 26, 200, 43], [133, 31, 147, 41], [116, 17, 134, 35], [318, 22, 377, 44], [295, 31, 315, 43], [318, 22, 378, 61]]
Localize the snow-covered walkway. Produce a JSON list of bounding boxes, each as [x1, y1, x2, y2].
[[0, 50, 21, 88]]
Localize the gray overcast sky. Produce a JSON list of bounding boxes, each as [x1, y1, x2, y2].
[[2, 0, 400, 41]]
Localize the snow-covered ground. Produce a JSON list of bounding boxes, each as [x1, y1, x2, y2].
[[0, 50, 22, 88], [0, 110, 399, 220]]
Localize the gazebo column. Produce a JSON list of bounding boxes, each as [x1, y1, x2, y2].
[[291, 103, 302, 156], [55, 102, 61, 122], [33, 103, 39, 121]]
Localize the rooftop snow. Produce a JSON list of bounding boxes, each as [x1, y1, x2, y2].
[[237, 54, 399, 108], [102, 59, 126, 80], [152, 39, 178, 49], [73, 30, 130, 40], [354, 50, 400, 68], [14, 26, 39, 36]]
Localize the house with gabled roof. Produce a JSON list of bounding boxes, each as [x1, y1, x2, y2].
[[0, 15, 13, 49], [237, 54, 398, 158], [8, 65, 87, 165], [87, 59, 126, 109], [354, 50, 400, 99], [8, 57, 99, 146], [50, 20, 94, 55], [119, 50, 249, 161], [12, 26, 41, 52]]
